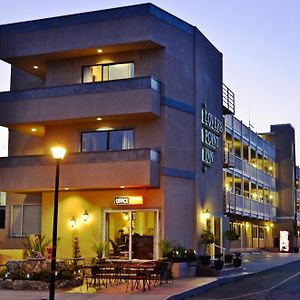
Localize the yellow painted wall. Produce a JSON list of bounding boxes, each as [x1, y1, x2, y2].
[[42, 186, 164, 259]]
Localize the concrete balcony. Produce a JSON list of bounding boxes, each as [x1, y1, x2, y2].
[[0, 148, 160, 192], [225, 192, 277, 221], [0, 76, 161, 126]]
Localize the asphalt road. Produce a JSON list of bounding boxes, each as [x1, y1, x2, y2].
[[188, 260, 300, 300]]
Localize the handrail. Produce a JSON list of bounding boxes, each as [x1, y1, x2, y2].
[[213, 243, 225, 256]]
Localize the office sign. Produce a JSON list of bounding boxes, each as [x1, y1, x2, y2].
[[201, 107, 222, 167], [114, 196, 143, 205]]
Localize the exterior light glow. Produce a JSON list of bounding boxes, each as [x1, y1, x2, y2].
[[31, 128, 37, 132], [33, 65, 39, 69], [70, 217, 76, 228], [270, 223, 274, 228], [51, 146, 66, 160], [122, 212, 129, 221], [120, 186, 125, 189], [97, 49, 103, 53], [201, 209, 210, 220], [97, 117, 102, 121], [64, 188, 69, 191], [82, 210, 89, 222]]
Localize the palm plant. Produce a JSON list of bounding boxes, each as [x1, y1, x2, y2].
[[23, 235, 52, 258]]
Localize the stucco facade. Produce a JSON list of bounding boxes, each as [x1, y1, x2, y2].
[[0, 4, 228, 259]]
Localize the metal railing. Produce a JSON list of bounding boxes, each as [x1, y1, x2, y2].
[[222, 83, 235, 115], [224, 192, 277, 221], [212, 243, 226, 257]]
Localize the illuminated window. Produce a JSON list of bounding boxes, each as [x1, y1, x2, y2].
[[82, 62, 134, 83], [10, 205, 41, 237], [81, 129, 134, 152]]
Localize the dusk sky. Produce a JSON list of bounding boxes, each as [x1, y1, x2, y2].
[[0, 0, 299, 162]]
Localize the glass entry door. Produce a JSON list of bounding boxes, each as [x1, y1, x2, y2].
[[103, 209, 159, 260]]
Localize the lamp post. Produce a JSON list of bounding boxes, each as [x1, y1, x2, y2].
[[49, 146, 66, 300]]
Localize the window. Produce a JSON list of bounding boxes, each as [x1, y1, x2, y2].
[[81, 129, 134, 152], [10, 205, 41, 237], [259, 226, 265, 239], [82, 62, 134, 83], [0, 206, 5, 229]]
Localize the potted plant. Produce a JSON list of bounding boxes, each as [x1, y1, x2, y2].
[[214, 253, 224, 270], [159, 238, 175, 259], [199, 230, 215, 266], [224, 230, 239, 264], [232, 252, 242, 268], [92, 242, 107, 263], [293, 246, 299, 253], [23, 235, 52, 259]]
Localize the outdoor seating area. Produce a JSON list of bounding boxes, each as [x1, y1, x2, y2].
[[82, 259, 172, 293]]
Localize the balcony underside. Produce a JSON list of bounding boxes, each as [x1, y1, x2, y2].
[[0, 77, 160, 126], [0, 148, 160, 193]]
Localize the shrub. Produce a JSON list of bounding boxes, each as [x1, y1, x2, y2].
[[224, 230, 239, 241]]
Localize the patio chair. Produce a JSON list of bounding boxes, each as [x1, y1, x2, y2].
[[109, 239, 128, 256]]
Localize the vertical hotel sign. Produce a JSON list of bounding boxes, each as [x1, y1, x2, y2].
[[201, 107, 222, 167]]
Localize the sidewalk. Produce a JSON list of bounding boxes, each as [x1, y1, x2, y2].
[[0, 252, 299, 300]]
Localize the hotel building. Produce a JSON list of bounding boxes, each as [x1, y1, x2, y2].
[[0, 4, 297, 260]]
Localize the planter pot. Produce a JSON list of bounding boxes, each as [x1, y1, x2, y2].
[[293, 247, 299, 253], [224, 254, 233, 264], [232, 258, 242, 268], [171, 262, 196, 278], [198, 255, 211, 266], [214, 260, 224, 271]]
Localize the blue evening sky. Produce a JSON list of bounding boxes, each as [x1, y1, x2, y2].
[[0, 0, 299, 162]]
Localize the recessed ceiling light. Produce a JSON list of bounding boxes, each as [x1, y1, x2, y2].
[[31, 128, 37, 132], [33, 65, 39, 69], [97, 117, 102, 121], [97, 49, 103, 53]]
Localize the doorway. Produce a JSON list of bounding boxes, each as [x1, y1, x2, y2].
[[103, 209, 159, 260]]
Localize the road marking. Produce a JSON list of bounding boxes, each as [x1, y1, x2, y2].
[[218, 270, 300, 300]]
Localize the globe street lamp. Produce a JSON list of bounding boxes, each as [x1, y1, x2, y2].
[[49, 146, 66, 300]]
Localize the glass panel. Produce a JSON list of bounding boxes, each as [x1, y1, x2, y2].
[[82, 132, 107, 152], [23, 205, 41, 236], [10, 205, 22, 236], [105, 63, 134, 81], [0, 206, 5, 229], [0, 192, 6, 206], [132, 211, 155, 260], [109, 130, 133, 150], [83, 65, 102, 83], [102, 65, 109, 81], [105, 210, 157, 260], [106, 212, 130, 259]]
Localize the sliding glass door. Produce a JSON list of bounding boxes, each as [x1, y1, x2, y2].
[[103, 209, 159, 260]]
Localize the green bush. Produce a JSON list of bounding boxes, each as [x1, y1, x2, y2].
[[224, 230, 239, 241]]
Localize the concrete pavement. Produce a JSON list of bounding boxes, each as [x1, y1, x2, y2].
[[0, 252, 299, 300]]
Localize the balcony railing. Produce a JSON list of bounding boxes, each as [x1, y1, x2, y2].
[[0, 76, 161, 125], [224, 192, 277, 221], [222, 83, 235, 115], [0, 148, 160, 192]]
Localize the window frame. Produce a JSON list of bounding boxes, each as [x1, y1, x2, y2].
[[80, 128, 135, 153], [9, 204, 42, 237], [81, 61, 134, 83]]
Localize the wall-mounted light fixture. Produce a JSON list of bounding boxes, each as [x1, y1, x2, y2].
[[70, 216, 76, 228], [122, 212, 129, 221], [82, 210, 89, 222], [201, 209, 210, 220]]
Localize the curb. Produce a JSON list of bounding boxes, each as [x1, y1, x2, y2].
[[167, 259, 300, 300]]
